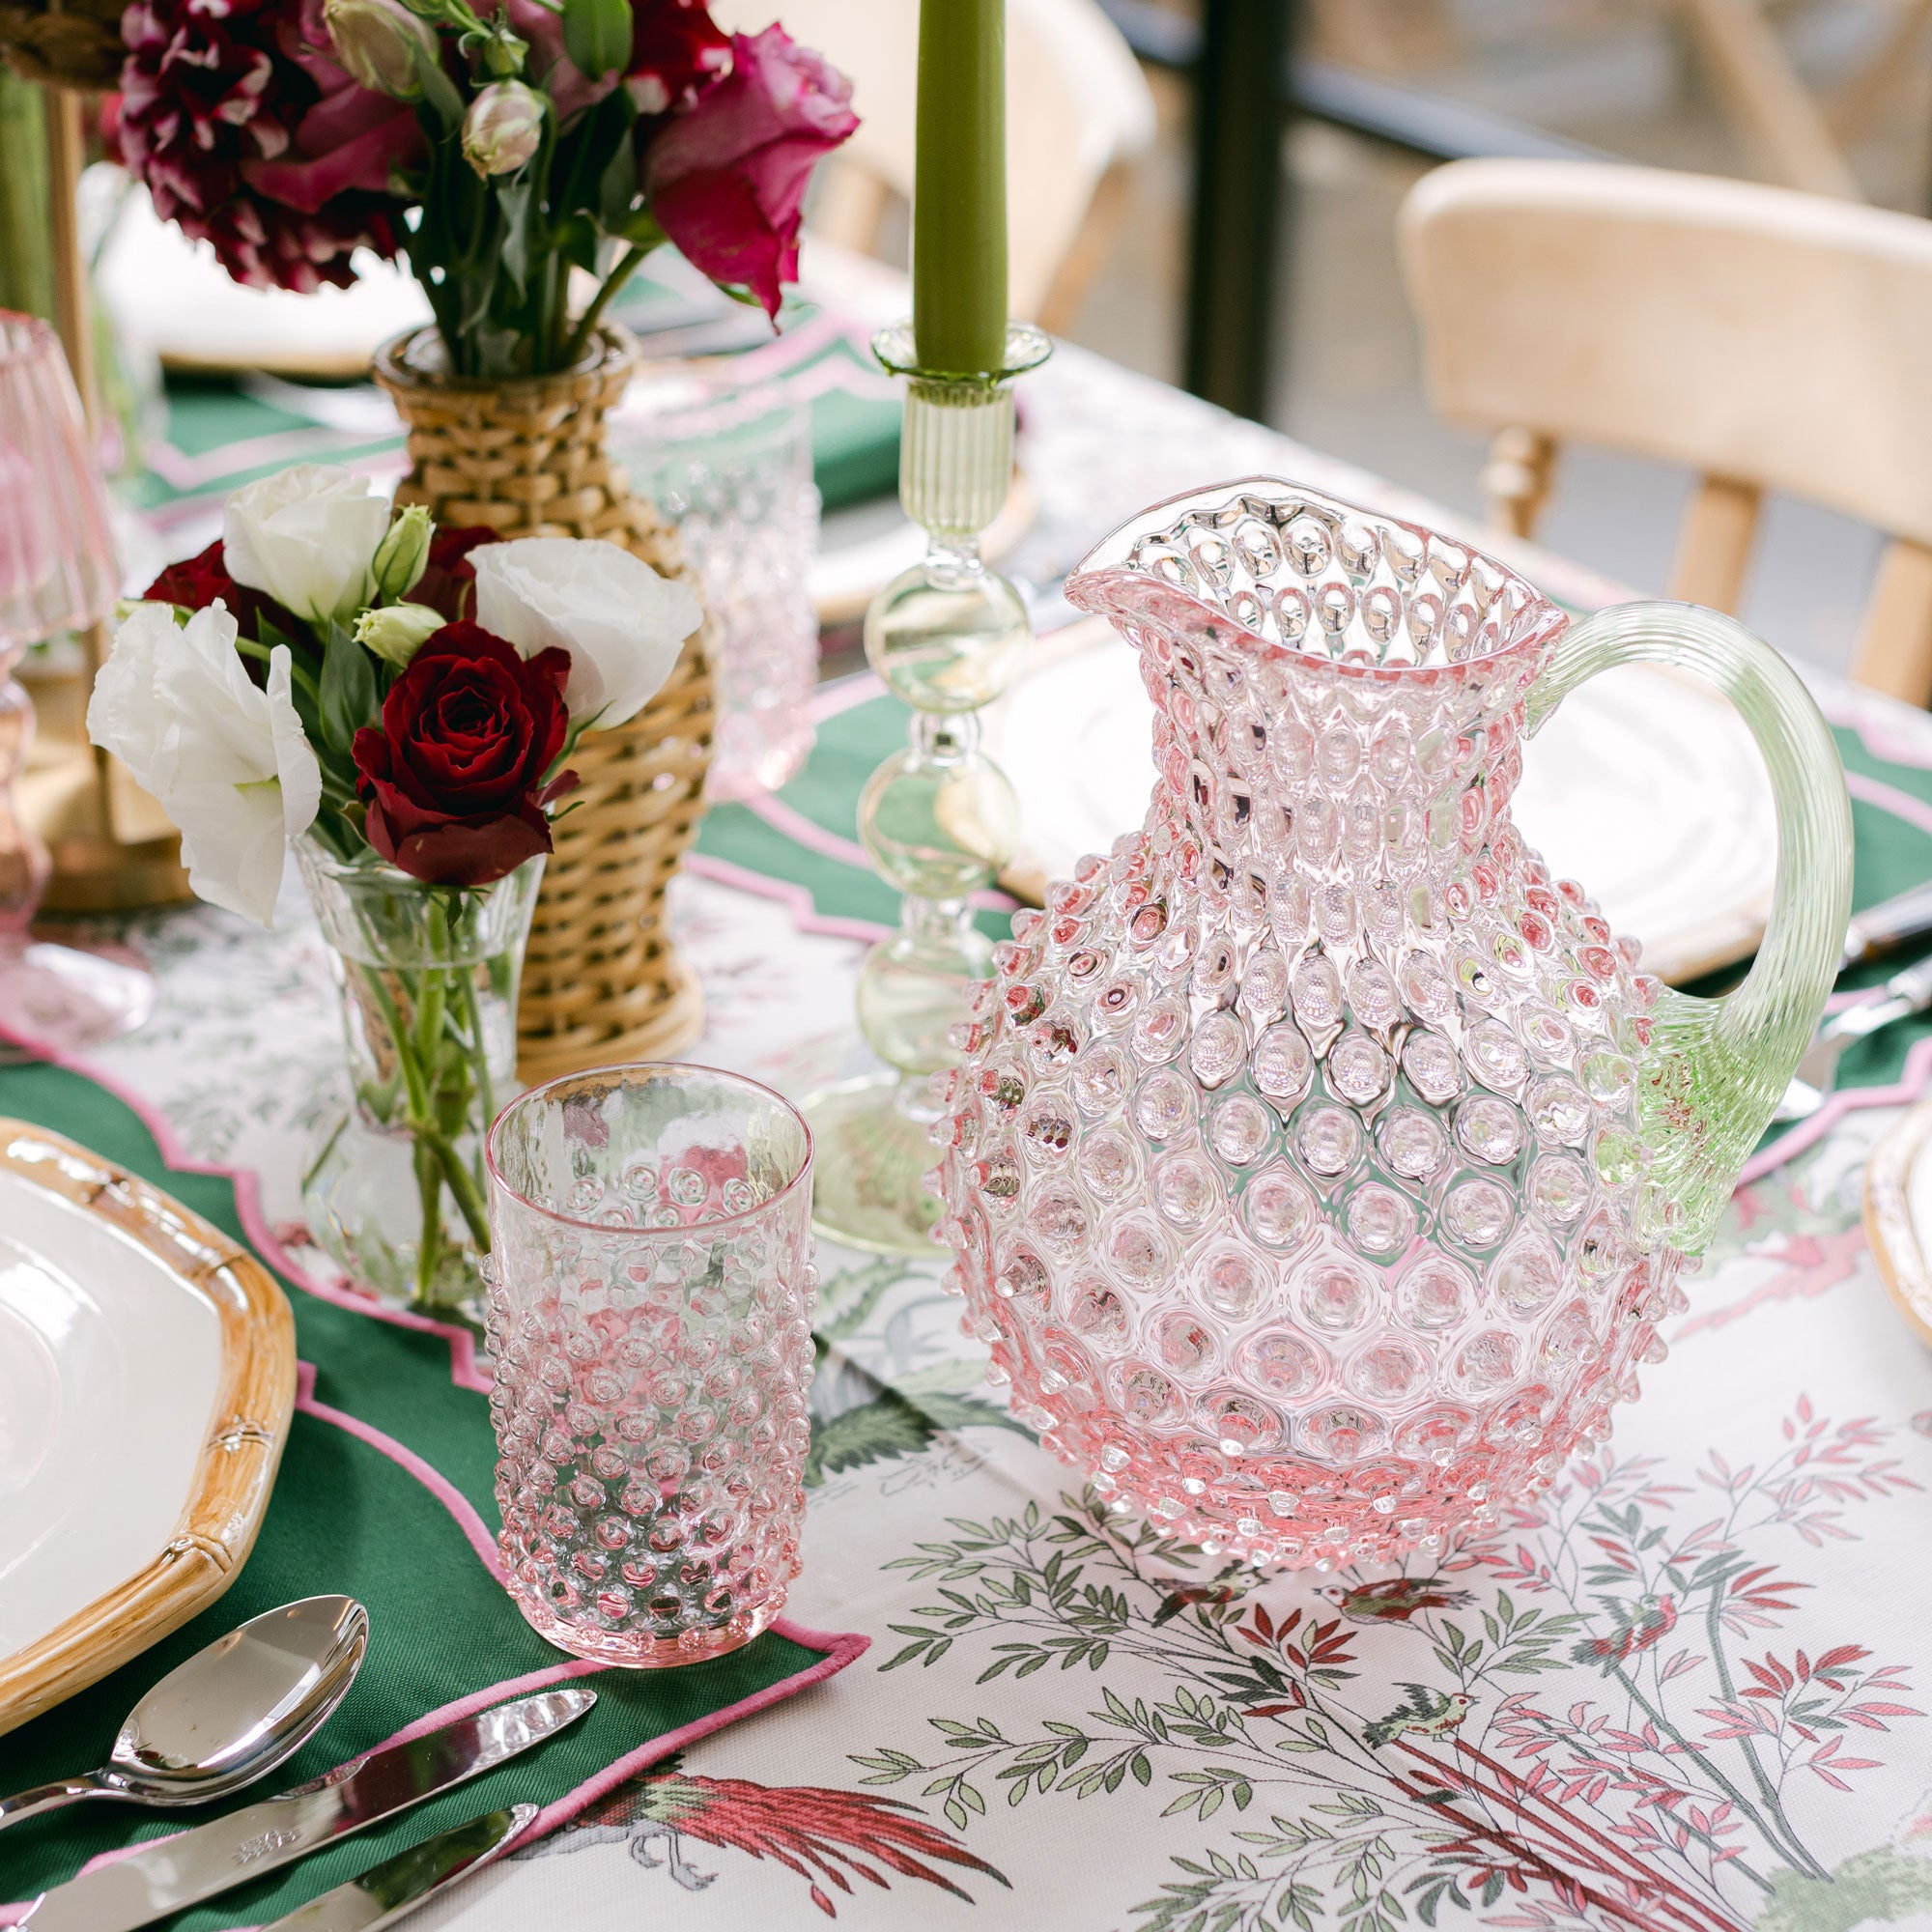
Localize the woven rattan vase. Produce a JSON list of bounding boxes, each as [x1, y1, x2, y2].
[[373, 323, 714, 1084]]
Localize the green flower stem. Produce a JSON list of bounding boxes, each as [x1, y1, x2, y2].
[[456, 968, 497, 1155], [561, 242, 646, 368], [412, 1132, 444, 1300], [428, 1125, 492, 1248]]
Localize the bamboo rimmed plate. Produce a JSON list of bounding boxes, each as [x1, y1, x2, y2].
[[982, 617, 1777, 987], [0, 1122, 296, 1738], [1863, 1095, 1932, 1347]]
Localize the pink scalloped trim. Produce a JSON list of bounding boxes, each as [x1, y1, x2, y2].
[[1740, 1032, 1932, 1184], [809, 669, 886, 722], [684, 851, 888, 943], [1846, 769, 1932, 839], [1821, 688, 1932, 773], [296, 1362, 505, 1578], [0, 1021, 493, 1394]]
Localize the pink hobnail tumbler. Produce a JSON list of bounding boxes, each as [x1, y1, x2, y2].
[[484, 1063, 816, 1666]]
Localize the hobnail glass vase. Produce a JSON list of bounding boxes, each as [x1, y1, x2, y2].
[[931, 479, 1851, 1570], [298, 838, 542, 1314]]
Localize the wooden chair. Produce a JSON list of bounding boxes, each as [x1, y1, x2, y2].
[[713, 0, 1157, 333], [1398, 156, 1932, 705]]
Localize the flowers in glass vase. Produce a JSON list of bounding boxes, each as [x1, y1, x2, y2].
[[91, 462, 702, 1308], [110, 0, 858, 374]]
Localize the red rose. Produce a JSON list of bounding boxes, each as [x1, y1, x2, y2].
[[351, 621, 575, 887], [627, 0, 730, 118], [643, 25, 857, 320], [143, 538, 298, 642], [411, 525, 502, 623]]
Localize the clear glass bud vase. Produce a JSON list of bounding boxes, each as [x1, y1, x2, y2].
[[298, 838, 542, 1314]]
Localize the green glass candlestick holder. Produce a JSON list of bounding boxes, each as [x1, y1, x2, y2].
[[805, 320, 1051, 1254]]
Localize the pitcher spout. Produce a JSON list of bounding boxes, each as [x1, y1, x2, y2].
[[1065, 478, 1568, 892]]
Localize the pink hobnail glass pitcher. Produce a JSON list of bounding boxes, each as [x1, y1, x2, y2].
[[930, 478, 1850, 1569]]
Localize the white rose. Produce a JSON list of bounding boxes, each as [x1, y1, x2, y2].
[[222, 464, 392, 625], [88, 601, 323, 926], [471, 536, 702, 727]]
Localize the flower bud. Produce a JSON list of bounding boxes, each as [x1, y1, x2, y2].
[[463, 80, 545, 177], [371, 504, 433, 601], [355, 602, 445, 668], [324, 0, 439, 100]]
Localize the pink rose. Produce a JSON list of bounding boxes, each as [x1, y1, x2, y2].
[[642, 25, 856, 320]]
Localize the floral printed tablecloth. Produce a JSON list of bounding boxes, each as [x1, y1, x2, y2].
[[19, 338, 1932, 1932]]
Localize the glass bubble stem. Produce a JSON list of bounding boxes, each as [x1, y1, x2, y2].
[[804, 320, 1051, 1254]]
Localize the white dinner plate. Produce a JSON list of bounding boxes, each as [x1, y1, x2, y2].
[[983, 617, 1778, 987], [0, 1122, 295, 1736], [1863, 1095, 1932, 1349]]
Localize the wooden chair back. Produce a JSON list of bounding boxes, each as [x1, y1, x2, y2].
[[714, 0, 1156, 332], [1398, 156, 1932, 703]]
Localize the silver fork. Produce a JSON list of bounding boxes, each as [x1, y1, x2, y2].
[[1774, 952, 1932, 1123]]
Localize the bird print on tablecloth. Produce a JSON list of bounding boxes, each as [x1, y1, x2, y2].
[[1317, 1576, 1475, 1625], [1365, 1684, 1475, 1750], [521, 1757, 1009, 1918], [1571, 1593, 1678, 1672]]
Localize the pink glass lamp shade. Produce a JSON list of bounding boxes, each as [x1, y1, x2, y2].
[[0, 312, 118, 651], [0, 309, 153, 1046]]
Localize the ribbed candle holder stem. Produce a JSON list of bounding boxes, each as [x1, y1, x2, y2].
[[804, 321, 1050, 1254]]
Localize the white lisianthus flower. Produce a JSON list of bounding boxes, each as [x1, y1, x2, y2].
[[88, 601, 323, 926], [223, 464, 393, 625], [471, 536, 702, 727]]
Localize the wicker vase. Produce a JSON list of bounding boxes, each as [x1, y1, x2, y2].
[[373, 324, 713, 1084]]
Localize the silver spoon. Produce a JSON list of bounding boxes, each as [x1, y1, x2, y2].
[[0, 1595, 368, 1831]]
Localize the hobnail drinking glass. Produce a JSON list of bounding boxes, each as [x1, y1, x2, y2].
[[930, 478, 1849, 1571], [484, 1064, 816, 1665], [617, 383, 820, 801]]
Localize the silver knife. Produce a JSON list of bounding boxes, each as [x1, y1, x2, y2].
[[20, 1689, 593, 1932], [1843, 879, 1932, 970], [262, 1803, 537, 1932]]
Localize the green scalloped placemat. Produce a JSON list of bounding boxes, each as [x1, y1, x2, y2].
[[0, 1059, 857, 1931]]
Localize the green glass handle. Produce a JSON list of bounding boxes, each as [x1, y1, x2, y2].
[[1526, 601, 1853, 1253]]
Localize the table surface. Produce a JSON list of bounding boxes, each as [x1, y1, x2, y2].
[[14, 300, 1932, 1932]]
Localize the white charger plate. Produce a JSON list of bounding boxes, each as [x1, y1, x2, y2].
[[0, 1123, 295, 1737], [983, 617, 1778, 987]]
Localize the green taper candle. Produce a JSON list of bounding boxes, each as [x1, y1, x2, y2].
[[912, 0, 1008, 376]]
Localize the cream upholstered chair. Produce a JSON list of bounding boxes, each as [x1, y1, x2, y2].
[[1399, 156, 1932, 705], [713, 0, 1156, 333]]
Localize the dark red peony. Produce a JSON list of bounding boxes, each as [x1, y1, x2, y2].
[[352, 621, 574, 887], [643, 25, 858, 319], [410, 525, 503, 624], [115, 0, 420, 293], [143, 538, 298, 641]]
